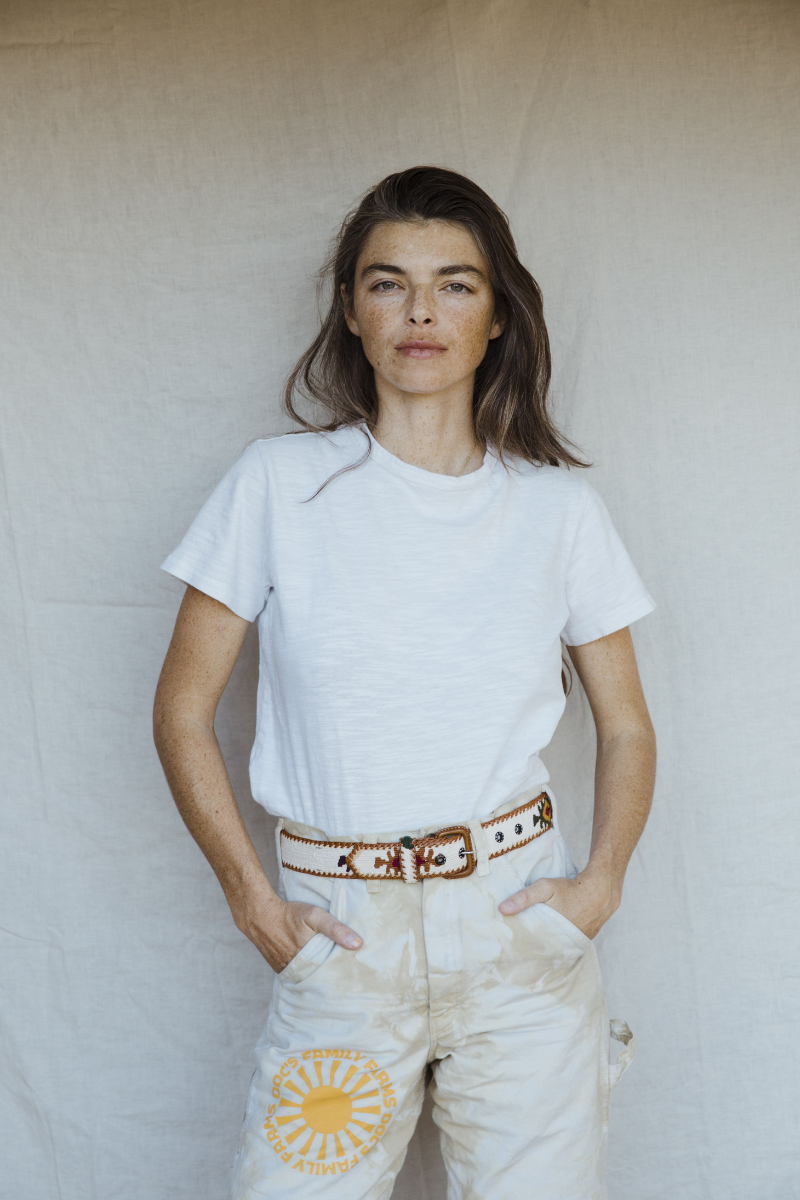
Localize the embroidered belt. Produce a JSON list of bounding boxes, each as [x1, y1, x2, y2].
[[280, 792, 553, 885]]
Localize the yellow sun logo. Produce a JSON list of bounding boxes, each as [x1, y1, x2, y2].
[[264, 1051, 395, 1175]]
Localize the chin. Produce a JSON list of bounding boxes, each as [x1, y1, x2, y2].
[[386, 367, 456, 395]]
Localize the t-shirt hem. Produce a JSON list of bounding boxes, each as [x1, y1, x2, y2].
[[562, 594, 655, 647], [249, 771, 554, 838], [160, 559, 260, 623]]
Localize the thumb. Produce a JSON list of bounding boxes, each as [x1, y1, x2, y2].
[[499, 876, 557, 915], [305, 906, 362, 951]]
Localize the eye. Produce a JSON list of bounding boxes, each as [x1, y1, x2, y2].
[[445, 282, 471, 294], [373, 280, 400, 292]]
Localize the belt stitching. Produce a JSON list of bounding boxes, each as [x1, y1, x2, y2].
[[279, 792, 553, 883]]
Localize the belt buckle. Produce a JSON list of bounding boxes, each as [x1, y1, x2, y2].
[[429, 824, 476, 879]]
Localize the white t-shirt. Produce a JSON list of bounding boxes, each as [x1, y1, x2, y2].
[[161, 425, 654, 835]]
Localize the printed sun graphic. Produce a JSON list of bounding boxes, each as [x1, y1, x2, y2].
[[275, 1058, 385, 1161]]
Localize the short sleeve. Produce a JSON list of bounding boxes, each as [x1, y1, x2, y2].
[[561, 484, 655, 646], [160, 441, 270, 622]]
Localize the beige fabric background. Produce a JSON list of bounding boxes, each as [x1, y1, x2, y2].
[[2, 1, 799, 1196]]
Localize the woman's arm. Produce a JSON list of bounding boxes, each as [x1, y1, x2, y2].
[[153, 585, 362, 971], [499, 626, 656, 937]]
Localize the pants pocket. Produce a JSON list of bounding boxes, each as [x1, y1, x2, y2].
[[277, 873, 343, 985], [532, 896, 593, 951], [503, 831, 591, 952], [279, 928, 338, 984]]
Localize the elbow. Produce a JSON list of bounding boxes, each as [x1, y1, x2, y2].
[[152, 684, 214, 758], [598, 714, 656, 758], [152, 680, 185, 756], [152, 685, 171, 757]]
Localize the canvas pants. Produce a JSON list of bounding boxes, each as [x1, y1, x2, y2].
[[231, 789, 633, 1199]]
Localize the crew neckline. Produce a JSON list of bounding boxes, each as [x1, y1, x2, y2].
[[358, 424, 498, 491]]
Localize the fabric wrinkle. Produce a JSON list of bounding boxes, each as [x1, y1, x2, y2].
[[231, 804, 620, 1199]]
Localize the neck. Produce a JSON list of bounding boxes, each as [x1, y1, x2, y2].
[[370, 378, 482, 477]]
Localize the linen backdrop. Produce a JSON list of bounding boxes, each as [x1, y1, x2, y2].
[[2, 1, 799, 1197]]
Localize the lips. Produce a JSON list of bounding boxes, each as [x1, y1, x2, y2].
[[395, 340, 447, 358]]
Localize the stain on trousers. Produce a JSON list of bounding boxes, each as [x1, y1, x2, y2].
[[231, 793, 629, 1199]]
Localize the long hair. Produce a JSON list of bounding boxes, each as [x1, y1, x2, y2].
[[283, 166, 588, 471]]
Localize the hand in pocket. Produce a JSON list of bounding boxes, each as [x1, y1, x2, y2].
[[498, 871, 620, 940], [235, 895, 363, 973]]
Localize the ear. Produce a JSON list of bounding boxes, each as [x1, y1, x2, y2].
[[488, 306, 507, 340], [341, 283, 361, 337]]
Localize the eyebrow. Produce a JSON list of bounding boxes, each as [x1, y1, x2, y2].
[[360, 262, 486, 280]]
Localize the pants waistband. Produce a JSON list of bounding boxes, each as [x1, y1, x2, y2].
[[278, 788, 555, 885]]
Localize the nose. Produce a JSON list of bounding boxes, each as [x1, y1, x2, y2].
[[406, 286, 434, 325]]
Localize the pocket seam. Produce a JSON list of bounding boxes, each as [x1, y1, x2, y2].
[[536, 900, 592, 949], [504, 847, 591, 949], [279, 931, 334, 984], [279, 876, 343, 984]]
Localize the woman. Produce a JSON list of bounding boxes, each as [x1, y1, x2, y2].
[[154, 166, 656, 1199]]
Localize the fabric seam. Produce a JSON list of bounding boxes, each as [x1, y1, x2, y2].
[[252, 439, 272, 615]]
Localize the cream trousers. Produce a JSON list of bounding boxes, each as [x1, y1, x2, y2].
[[231, 790, 634, 1199]]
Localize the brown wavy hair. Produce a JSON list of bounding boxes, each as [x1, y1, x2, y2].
[[283, 165, 588, 472], [284, 167, 584, 694]]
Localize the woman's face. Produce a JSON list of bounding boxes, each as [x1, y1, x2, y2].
[[344, 219, 505, 401]]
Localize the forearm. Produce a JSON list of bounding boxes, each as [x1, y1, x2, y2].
[[153, 587, 362, 971], [154, 712, 279, 923], [154, 708, 362, 969], [500, 628, 655, 935], [583, 723, 656, 897]]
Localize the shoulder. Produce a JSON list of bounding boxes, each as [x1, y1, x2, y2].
[[502, 456, 590, 510], [254, 426, 367, 472]]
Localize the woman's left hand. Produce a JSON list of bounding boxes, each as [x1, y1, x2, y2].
[[498, 870, 622, 940]]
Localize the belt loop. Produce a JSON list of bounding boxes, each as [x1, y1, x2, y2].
[[543, 785, 558, 831], [468, 819, 490, 876], [274, 817, 286, 899]]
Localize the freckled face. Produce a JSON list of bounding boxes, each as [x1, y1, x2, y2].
[[344, 220, 505, 398]]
